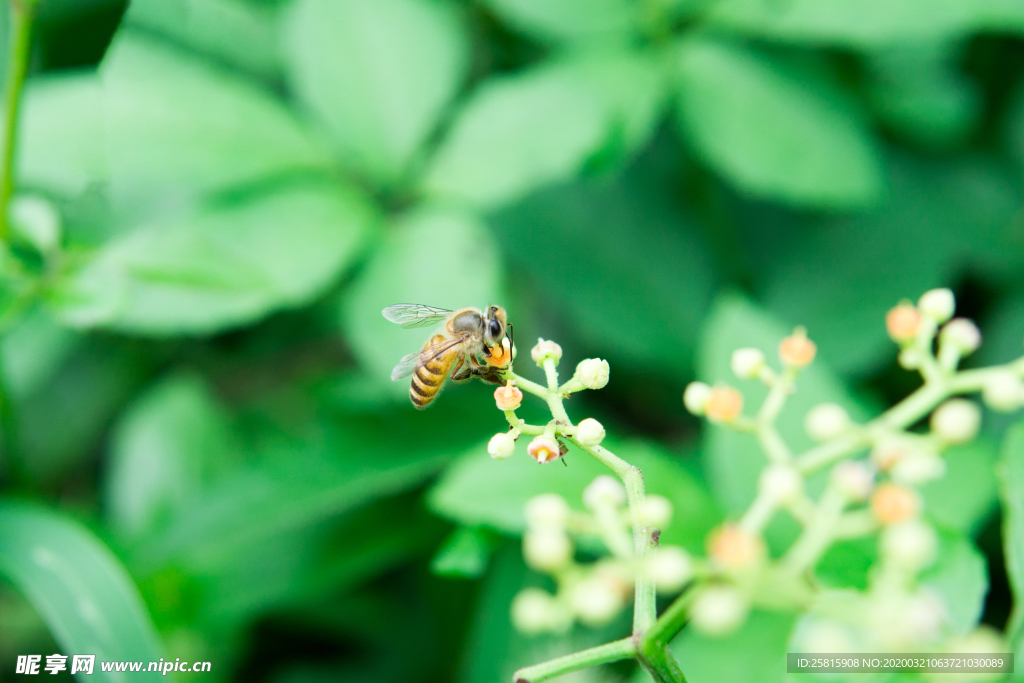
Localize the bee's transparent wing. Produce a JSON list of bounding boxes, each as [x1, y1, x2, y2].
[[390, 335, 467, 381], [382, 303, 452, 329]]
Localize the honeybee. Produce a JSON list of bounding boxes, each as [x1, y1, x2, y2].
[[383, 303, 512, 409]]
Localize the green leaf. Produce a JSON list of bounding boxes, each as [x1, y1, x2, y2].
[[429, 438, 720, 554], [697, 294, 869, 516], [124, 0, 283, 80], [101, 31, 331, 203], [0, 503, 165, 673], [0, 307, 80, 401], [51, 183, 377, 335], [283, 0, 469, 186], [480, 0, 637, 44], [704, 0, 1024, 48], [921, 439, 999, 535], [430, 526, 499, 579], [673, 36, 883, 208], [1000, 420, 1024, 645], [921, 532, 988, 636], [665, 610, 796, 683], [340, 205, 503, 396], [422, 61, 609, 209]]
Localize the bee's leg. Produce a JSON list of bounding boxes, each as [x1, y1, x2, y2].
[[451, 358, 473, 383]]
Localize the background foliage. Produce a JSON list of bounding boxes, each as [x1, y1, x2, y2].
[[2, 0, 1024, 681]]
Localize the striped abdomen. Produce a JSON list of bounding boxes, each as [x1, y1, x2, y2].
[[410, 334, 460, 409]]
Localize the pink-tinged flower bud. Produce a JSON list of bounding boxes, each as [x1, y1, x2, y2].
[[704, 386, 743, 423], [870, 483, 920, 524], [831, 461, 874, 501], [707, 524, 765, 571], [779, 328, 817, 367], [527, 435, 562, 464], [940, 318, 981, 355], [494, 381, 523, 411], [487, 432, 516, 460], [531, 338, 563, 366], [886, 304, 922, 343]]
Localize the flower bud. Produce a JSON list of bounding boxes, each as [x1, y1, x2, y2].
[[903, 591, 946, 641], [886, 304, 922, 343], [523, 529, 573, 571], [574, 358, 609, 390], [488, 431, 516, 460], [940, 318, 981, 356], [575, 418, 605, 447], [831, 460, 874, 501], [569, 575, 626, 626], [707, 524, 765, 571], [982, 370, 1024, 412], [527, 435, 562, 464], [494, 381, 523, 411], [880, 520, 937, 571], [683, 381, 713, 415], [690, 585, 750, 636], [704, 386, 743, 423], [890, 450, 945, 486], [637, 495, 673, 528], [511, 588, 570, 634], [897, 347, 923, 370], [779, 328, 817, 367], [930, 399, 981, 444], [524, 493, 571, 528], [583, 475, 626, 510], [918, 288, 955, 323], [870, 436, 921, 471], [730, 348, 766, 380], [804, 403, 850, 442], [651, 546, 693, 592], [871, 483, 920, 524], [531, 338, 563, 366], [758, 463, 803, 503]]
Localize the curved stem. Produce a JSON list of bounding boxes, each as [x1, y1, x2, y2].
[[0, 0, 36, 243], [512, 637, 636, 683]]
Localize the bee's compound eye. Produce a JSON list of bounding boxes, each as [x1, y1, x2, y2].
[[489, 319, 501, 338]]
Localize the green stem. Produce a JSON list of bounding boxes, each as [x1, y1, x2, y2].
[[0, 0, 35, 243], [512, 637, 636, 683], [636, 587, 695, 683]]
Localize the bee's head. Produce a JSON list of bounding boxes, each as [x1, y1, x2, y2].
[[484, 306, 507, 346]]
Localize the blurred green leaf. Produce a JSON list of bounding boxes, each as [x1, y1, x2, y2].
[[704, 0, 1024, 48], [341, 205, 503, 396], [422, 61, 609, 209], [697, 294, 870, 516], [1000, 420, 1024, 648], [0, 503, 165, 674], [125, 0, 283, 80], [429, 438, 720, 554], [101, 31, 331, 204], [921, 532, 987, 636], [673, 36, 883, 208], [816, 536, 876, 590], [106, 374, 237, 540], [921, 439, 999, 536], [481, 0, 636, 44], [762, 155, 1021, 377], [51, 183, 377, 335], [430, 526, 498, 579], [0, 307, 80, 401], [283, 0, 468, 186]]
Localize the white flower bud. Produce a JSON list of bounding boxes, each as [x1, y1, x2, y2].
[[523, 529, 573, 571], [568, 575, 625, 626], [575, 358, 609, 390], [524, 493, 570, 529], [690, 585, 749, 636], [637, 495, 673, 528], [831, 460, 874, 501], [898, 347, 923, 370], [531, 338, 563, 366], [651, 546, 693, 592], [903, 591, 946, 641], [575, 418, 605, 447], [918, 288, 955, 323], [804, 403, 851, 442], [890, 450, 945, 486], [683, 381, 712, 415], [511, 588, 570, 634], [930, 399, 981, 443], [487, 432, 516, 460], [758, 463, 803, 503], [940, 318, 981, 355], [730, 348, 766, 380], [982, 370, 1024, 412], [583, 475, 626, 511], [880, 520, 937, 571]]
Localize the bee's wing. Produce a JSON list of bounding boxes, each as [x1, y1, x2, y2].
[[382, 303, 453, 329], [390, 335, 467, 381]]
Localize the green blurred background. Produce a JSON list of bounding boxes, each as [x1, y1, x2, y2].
[[1, 0, 1024, 681]]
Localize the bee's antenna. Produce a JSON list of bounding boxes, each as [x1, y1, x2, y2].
[[561, 457, 567, 468]]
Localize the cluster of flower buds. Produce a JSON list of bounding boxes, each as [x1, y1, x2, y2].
[[510, 477, 692, 634]]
